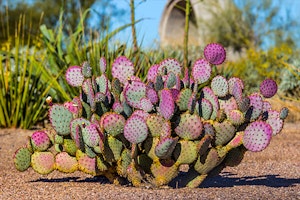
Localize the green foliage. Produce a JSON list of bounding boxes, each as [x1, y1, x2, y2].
[[224, 44, 294, 93]]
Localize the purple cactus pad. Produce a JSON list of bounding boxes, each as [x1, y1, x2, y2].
[[112, 56, 134, 84], [260, 78, 278, 98], [65, 66, 84, 87], [243, 121, 272, 152], [192, 58, 212, 84], [203, 43, 226, 65]]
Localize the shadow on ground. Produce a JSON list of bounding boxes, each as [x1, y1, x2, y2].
[[30, 172, 300, 188]]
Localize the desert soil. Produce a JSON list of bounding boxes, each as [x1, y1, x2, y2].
[[0, 122, 299, 200]]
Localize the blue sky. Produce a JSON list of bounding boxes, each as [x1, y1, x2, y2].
[[109, 0, 300, 49], [110, 0, 167, 48]]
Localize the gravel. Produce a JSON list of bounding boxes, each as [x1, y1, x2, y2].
[[0, 123, 299, 200]]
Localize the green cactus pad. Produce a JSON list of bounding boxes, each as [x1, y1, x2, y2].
[[155, 137, 178, 159], [49, 104, 73, 136], [228, 110, 245, 126], [174, 140, 198, 165], [279, 107, 289, 120], [165, 72, 177, 88], [154, 75, 164, 91], [196, 134, 212, 156], [95, 74, 109, 94], [31, 131, 51, 151], [202, 87, 219, 120], [14, 147, 32, 172], [213, 120, 236, 146], [146, 114, 165, 137], [151, 159, 178, 187], [126, 162, 143, 187], [112, 56, 134, 84], [82, 79, 96, 111], [176, 88, 193, 111], [124, 80, 147, 109], [175, 112, 203, 140], [144, 137, 160, 161], [31, 152, 55, 175], [107, 135, 123, 161], [81, 61, 92, 78], [124, 115, 148, 144], [97, 155, 109, 172], [55, 152, 78, 173], [63, 139, 78, 156], [228, 77, 244, 101], [65, 66, 84, 87], [100, 112, 125, 137], [70, 118, 90, 148], [211, 75, 229, 97], [200, 98, 213, 120], [159, 89, 175, 120], [117, 149, 131, 176], [85, 144, 97, 158], [192, 58, 212, 84], [54, 134, 64, 145], [194, 148, 220, 174], [76, 150, 96, 175]]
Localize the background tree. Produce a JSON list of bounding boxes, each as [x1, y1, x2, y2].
[[0, 0, 126, 43]]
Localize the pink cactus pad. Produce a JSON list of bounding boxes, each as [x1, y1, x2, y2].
[[147, 64, 159, 83], [131, 110, 150, 121], [159, 89, 175, 120], [76, 150, 96, 175], [112, 56, 134, 84], [266, 110, 283, 135], [82, 123, 101, 147], [158, 58, 182, 76], [228, 77, 244, 101], [260, 78, 278, 98], [262, 100, 272, 112], [175, 112, 203, 140], [55, 152, 78, 173], [146, 88, 159, 104], [65, 66, 84, 87], [31, 152, 55, 174], [64, 102, 80, 114], [124, 115, 148, 144], [192, 58, 212, 84], [112, 101, 124, 113], [219, 96, 238, 116], [31, 131, 51, 151], [100, 112, 125, 136], [203, 43, 226, 65], [243, 121, 272, 152], [99, 57, 107, 74]]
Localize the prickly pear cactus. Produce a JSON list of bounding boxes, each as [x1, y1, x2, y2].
[[14, 43, 289, 188]]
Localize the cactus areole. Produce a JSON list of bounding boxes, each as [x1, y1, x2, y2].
[[14, 43, 288, 188]]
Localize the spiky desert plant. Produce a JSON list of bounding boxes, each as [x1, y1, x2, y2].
[[14, 43, 288, 188]]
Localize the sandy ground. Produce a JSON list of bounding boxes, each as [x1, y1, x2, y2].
[[0, 122, 299, 200]]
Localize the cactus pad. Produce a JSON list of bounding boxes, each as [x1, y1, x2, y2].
[[31, 152, 55, 175], [158, 58, 182, 76], [228, 110, 245, 126], [174, 140, 198, 165], [31, 131, 51, 151], [146, 88, 159, 104], [82, 123, 100, 147], [146, 114, 165, 137], [49, 104, 73, 135], [101, 112, 125, 136], [147, 64, 159, 83], [176, 88, 193, 111], [81, 61, 92, 78], [279, 107, 289, 120], [99, 57, 107, 74], [14, 147, 32, 172], [199, 98, 213, 120], [211, 75, 229, 97], [65, 66, 84, 87], [112, 56, 134, 84], [155, 137, 178, 159], [213, 120, 236, 146], [202, 87, 219, 120], [266, 110, 284, 135], [260, 78, 278, 98], [159, 89, 175, 120], [192, 58, 211, 84], [247, 93, 263, 121], [124, 80, 146, 109], [55, 152, 78, 173], [76, 150, 96, 175], [203, 43, 226, 65], [175, 112, 203, 140], [124, 115, 148, 144], [243, 121, 272, 152]]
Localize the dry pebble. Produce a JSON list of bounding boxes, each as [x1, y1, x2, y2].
[[0, 123, 299, 200]]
